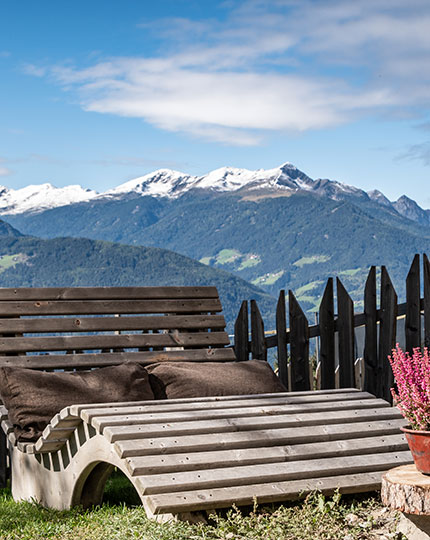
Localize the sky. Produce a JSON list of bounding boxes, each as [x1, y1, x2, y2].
[[1, 0, 430, 206]]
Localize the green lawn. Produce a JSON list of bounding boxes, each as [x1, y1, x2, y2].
[[0, 473, 404, 539]]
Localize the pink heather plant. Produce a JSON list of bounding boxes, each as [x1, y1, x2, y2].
[[389, 344, 430, 430]]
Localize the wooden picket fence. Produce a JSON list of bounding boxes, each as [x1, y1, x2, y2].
[[234, 253, 430, 403]]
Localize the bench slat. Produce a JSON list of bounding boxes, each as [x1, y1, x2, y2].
[[0, 286, 219, 301], [115, 418, 406, 457], [125, 434, 408, 476], [0, 299, 222, 316], [0, 348, 236, 369], [0, 331, 230, 353], [0, 315, 227, 334]]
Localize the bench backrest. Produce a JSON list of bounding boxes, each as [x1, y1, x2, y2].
[[0, 286, 236, 370]]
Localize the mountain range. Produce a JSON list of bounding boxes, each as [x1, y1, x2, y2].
[[2, 162, 430, 314], [1, 162, 429, 224]]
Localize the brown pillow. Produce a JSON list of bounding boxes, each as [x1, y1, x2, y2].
[[146, 359, 287, 399], [0, 362, 154, 442]]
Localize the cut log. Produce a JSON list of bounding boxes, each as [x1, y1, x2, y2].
[[382, 464, 430, 514]]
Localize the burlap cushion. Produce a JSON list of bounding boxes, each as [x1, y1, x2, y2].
[[146, 359, 286, 399], [0, 362, 154, 442]]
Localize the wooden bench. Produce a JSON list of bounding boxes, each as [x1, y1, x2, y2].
[[0, 286, 412, 519]]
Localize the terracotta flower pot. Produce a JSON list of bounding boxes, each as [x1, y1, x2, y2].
[[401, 426, 430, 475]]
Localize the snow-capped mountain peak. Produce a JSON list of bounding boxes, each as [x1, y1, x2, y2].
[[0, 183, 99, 215]]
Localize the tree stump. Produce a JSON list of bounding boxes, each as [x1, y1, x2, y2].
[[382, 464, 430, 539]]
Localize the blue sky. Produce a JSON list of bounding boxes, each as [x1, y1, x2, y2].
[[1, 0, 430, 206]]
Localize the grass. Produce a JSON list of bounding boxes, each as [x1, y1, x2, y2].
[[293, 255, 331, 268], [0, 473, 405, 540], [252, 271, 284, 286], [0, 254, 27, 274]]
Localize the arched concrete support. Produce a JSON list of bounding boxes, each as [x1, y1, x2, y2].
[[9, 429, 156, 517]]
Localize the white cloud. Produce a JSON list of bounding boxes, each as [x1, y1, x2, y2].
[[0, 167, 13, 177], [25, 0, 430, 145]]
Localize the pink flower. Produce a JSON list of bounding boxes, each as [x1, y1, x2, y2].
[[389, 345, 430, 430]]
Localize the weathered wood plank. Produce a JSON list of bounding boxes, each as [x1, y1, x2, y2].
[[0, 286, 219, 301], [276, 290, 288, 388], [405, 254, 421, 353], [89, 399, 388, 431], [363, 266, 378, 396], [319, 279, 335, 390], [115, 417, 406, 457], [145, 471, 387, 514], [378, 266, 398, 402], [289, 290, 310, 391], [250, 300, 266, 361], [104, 407, 402, 443], [126, 433, 408, 476], [74, 391, 373, 423], [337, 278, 355, 389], [137, 450, 412, 495], [74, 391, 376, 423], [424, 254, 430, 349], [0, 347, 236, 369], [0, 331, 230, 353], [0, 314, 227, 334], [0, 299, 222, 316], [234, 301, 248, 362]]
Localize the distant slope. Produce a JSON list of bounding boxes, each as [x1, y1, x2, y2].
[[0, 218, 23, 237], [0, 235, 275, 332], [6, 189, 429, 312]]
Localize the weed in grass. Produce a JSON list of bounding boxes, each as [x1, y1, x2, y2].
[[0, 485, 406, 540]]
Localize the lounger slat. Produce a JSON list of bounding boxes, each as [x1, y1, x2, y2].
[[0, 348, 236, 369], [145, 472, 386, 514], [104, 408, 403, 442], [75, 391, 378, 421], [0, 299, 222, 316], [34, 439, 69, 453], [125, 434, 408, 476], [0, 286, 219, 301], [0, 332, 230, 353], [0, 315, 227, 334], [115, 418, 407, 457], [89, 399, 389, 431], [137, 451, 412, 495]]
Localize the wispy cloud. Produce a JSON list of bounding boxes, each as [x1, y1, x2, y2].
[[398, 141, 430, 166], [0, 167, 13, 177], [24, 0, 430, 145]]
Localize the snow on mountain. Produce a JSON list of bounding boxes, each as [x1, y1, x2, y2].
[[0, 164, 428, 227], [367, 189, 393, 207], [0, 183, 99, 215]]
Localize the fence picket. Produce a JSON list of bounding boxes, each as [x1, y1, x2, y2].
[[424, 254, 430, 349], [406, 253, 421, 353], [234, 301, 249, 362], [378, 266, 397, 403], [250, 300, 267, 361], [363, 266, 378, 396], [319, 278, 335, 389], [276, 290, 288, 388], [288, 290, 310, 391], [337, 278, 355, 388]]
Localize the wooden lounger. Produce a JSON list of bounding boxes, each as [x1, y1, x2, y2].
[[0, 286, 412, 519]]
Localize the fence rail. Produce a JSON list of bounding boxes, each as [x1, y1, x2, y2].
[[234, 253, 430, 403]]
